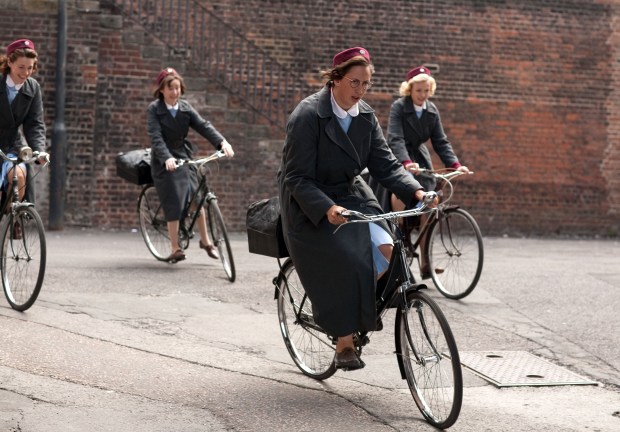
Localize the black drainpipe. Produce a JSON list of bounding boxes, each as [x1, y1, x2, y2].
[[49, 0, 67, 230]]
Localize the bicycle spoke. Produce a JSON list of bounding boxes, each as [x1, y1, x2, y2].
[[277, 260, 336, 380], [2, 208, 46, 311], [396, 290, 462, 429]]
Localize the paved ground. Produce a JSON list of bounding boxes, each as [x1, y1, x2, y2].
[[0, 229, 619, 431]]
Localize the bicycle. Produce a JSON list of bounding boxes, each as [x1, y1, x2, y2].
[[0, 146, 49, 311], [404, 168, 484, 300], [137, 150, 236, 282], [272, 193, 463, 429]]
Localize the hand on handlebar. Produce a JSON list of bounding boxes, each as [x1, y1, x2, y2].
[[165, 157, 177, 171], [415, 190, 439, 208], [33, 151, 50, 165], [220, 140, 234, 158], [327, 204, 348, 225], [404, 162, 420, 175]]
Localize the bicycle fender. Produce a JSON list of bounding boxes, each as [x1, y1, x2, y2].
[[272, 276, 280, 300], [442, 204, 460, 211], [14, 202, 35, 210]]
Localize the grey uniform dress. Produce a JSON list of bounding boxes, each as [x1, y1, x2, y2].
[[0, 74, 46, 202], [278, 86, 423, 337], [370, 96, 460, 212], [147, 98, 225, 221]]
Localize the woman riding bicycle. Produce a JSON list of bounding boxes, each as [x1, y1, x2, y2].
[[278, 47, 434, 371], [147, 67, 234, 263], [369, 65, 469, 279], [0, 39, 50, 239]]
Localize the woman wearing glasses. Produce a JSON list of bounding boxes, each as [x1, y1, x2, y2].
[[278, 47, 431, 371], [373, 66, 469, 279]]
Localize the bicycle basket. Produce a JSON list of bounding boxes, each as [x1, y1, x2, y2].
[[246, 196, 289, 258], [116, 148, 153, 185]]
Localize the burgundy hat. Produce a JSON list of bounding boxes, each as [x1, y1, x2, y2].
[[6, 39, 36, 56], [406, 65, 431, 81], [332, 47, 370, 67], [156, 67, 178, 85]]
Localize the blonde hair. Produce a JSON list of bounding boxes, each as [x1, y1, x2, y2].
[[399, 74, 436, 97]]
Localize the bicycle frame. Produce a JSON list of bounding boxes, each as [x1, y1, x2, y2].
[[177, 152, 224, 240], [179, 170, 213, 238], [274, 198, 436, 346], [0, 148, 43, 217], [376, 220, 426, 313]]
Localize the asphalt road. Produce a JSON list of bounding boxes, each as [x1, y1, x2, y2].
[[0, 229, 619, 431]]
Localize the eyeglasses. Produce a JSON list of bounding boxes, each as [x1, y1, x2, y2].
[[342, 76, 373, 90]]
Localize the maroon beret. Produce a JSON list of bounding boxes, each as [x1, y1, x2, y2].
[[406, 65, 431, 81], [332, 47, 370, 67], [156, 67, 178, 85], [6, 39, 36, 56]]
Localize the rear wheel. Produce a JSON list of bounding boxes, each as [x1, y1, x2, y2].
[[395, 289, 462, 429], [138, 184, 169, 261], [426, 208, 483, 299], [206, 199, 235, 282], [1, 207, 46, 311], [276, 259, 336, 380]]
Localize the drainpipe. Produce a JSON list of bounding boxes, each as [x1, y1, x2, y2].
[[49, 0, 67, 230]]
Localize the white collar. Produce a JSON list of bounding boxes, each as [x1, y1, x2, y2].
[[414, 101, 427, 112], [330, 89, 359, 119], [165, 101, 179, 110], [6, 75, 24, 90]]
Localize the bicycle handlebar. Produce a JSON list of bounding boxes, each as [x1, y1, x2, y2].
[[338, 191, 438, 227], [0, 147, 50, 166], [175, 150, 226, 168], [416, 168, 474, 180]]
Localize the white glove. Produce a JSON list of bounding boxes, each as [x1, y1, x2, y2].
[[220, 141, 234, 158]]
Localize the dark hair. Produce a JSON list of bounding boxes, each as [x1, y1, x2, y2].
[[153, 72, 186, 100], [0, 48, 39, 76], [320, 57, 375, 87]]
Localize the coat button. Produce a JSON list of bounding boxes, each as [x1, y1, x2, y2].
[[360, 203, 366, 208]]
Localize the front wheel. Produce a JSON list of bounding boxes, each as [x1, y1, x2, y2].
[[206, 200, 235, 282], [138, 184, 169, 261], [426, 207, 484, 299], [395, 289, 463, 429], [1, 207, 46, 311], [276, 259, 336, 380]]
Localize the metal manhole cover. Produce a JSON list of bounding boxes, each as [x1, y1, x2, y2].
[[459, 351, 598, 387]]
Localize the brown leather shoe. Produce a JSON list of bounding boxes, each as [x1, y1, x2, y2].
[[199, 240, 219, 260], [167, 249, 186, 264], [334, 347, 365, 371], [420, 264, 444, 280]]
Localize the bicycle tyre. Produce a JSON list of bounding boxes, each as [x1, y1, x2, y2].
[[395, 289, 463, 429], [425, 207, 483, 299], [276, 259, 336, 380], [206, 200, 236, 282], [138, 184, 169, 261], [1, 207, 46, 311]]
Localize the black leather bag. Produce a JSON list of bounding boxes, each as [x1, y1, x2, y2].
[[246, 196, 289, 258], [116, 148, 153, 185]]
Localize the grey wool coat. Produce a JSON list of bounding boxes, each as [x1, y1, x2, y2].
[[0, 74, 46, 202], [147, 98, 225, 221], [278, 86, 423, 338], [369, 96, 461, 211]]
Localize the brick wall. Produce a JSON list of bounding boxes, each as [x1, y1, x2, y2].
[[0, 0, 618, 236]]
